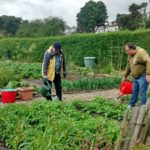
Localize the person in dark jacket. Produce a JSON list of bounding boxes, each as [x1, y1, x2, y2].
[[42, 42, 66, 101]]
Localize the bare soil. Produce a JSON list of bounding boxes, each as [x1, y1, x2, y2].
[[63, 89, 119, 102], [23, 79, 120, 102], [0, 89, 120, 108]]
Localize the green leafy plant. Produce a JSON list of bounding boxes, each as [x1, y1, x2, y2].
[[0, 61, 42, 86], [0, 67, 21, 87], [72, 97, 127, 121], [0, 98, 121, 149], [62, 76, 121, 92]]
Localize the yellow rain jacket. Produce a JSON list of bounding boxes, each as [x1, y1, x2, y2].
[[42, 46, 66, 81]]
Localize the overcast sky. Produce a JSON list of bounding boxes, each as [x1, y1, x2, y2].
[[0, 0, 149, 26]]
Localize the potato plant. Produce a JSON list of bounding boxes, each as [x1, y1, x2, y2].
[[72, 97, 127, 121], [0, 99, 121, 150]]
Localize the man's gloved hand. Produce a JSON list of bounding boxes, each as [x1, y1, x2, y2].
[[43, 76, 48, 84], [63, 72, 67, 79]]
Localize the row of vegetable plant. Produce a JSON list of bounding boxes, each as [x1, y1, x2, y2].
[[0, 99, 121, 150], [72, 97, 127, 121], [62, 76, 121, 92]]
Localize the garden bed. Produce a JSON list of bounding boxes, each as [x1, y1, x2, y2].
[[62, 76, 121, 92], [0, 98, 121, 150], [62, 88, 111, 94], [72, 97, 127, 121]]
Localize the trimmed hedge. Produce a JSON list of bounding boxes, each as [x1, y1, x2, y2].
[[0, 30, 150, 68]]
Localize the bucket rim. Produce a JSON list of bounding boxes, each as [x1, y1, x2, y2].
[[1, 88, 17, 92], [84, 57, 96, 59]]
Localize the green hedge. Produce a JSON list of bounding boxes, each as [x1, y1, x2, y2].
[[0, 30, 150, 68]]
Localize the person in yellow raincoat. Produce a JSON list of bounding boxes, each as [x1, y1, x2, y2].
[[42, 42, 66, 101]]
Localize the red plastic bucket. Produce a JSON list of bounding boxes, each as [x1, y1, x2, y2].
[[1, 89, 17, 103], [120, 80, 132, 96]]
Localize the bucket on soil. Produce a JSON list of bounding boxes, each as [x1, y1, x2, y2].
[[1, 89, 17, 103], [19, 88, 33, 101], [84, 57, 96, 68], [120, 80, 132, 96]]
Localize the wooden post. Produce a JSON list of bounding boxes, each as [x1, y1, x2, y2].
[[114, 108, 130, 150], [122, 107, 140, 150], [140, 107, 150, 144], [130, 106, 147, 147]]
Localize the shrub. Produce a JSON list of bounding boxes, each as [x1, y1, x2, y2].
[[0, 67, 21, 87], [0, 61, 42, 86], [0, 30, 150, 69]]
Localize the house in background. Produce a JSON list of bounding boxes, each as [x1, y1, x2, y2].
[[95, 21, 119, 33], [64, 26, 77, 35]]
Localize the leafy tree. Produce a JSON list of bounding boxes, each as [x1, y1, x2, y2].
[[117, 12, 142, 30], [146, 19, 150, 28], [16, 17, 66, 37], [16, 20, 44, 37], [146, 13, 150, 28], [43, 17, 66, 36], [77, 0, 107, 32], [116, 14, 130, 29], [129, 3, 143, 12], [0, 15, 22, 36], [116, 2, 150, 30]]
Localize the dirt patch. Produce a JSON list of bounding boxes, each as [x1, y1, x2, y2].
[[0, 89, 120, 107], [63, 89, 119, 102]]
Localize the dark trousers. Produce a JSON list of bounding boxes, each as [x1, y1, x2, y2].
[[46, 73, 62, 101]]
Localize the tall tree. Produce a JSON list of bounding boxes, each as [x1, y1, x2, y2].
[[16, 17, 66, 37], [116, 2, 150, 30], [43, 17, 66, 36], [146, 12, 150, 28], [0, 15, 22, 36], [77, 0, 107, 32], [16, 20, 44, 37]]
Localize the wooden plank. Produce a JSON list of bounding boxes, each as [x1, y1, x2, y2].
[[122, 107, 140, 150], [114, 108, 130, 150], [140, 107, 150, 144], [130, 106, 147, 147]]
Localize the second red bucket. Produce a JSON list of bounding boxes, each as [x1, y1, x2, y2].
[[1, 89, 17, 103]]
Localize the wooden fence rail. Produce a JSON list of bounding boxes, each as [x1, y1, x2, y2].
[[115, 100, 150, 150]]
